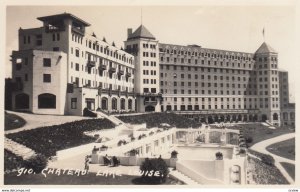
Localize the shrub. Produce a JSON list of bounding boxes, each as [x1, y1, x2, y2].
[[239, 149, 246, 154], [140, 158, 170, 184], [215, 152, 223, 160], [129, 149, 138, 156], [261, 154, 275, 166], [83, 108, 97, 117], [23, 154, 48, 173]]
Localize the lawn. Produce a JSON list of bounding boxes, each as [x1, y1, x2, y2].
[[6, 119, 115, 157], [4, 172, 183, 185], [280, 162, 295, 180], [210, 123, 293, 147], [266, 138, 295, 160], [5, 112, 26, 131], [118, 112, 202, 128], [249, 156, 289, 184]]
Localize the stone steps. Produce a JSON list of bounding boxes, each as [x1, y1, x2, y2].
[[4, 137, 36, 160], [170, 170, 199, 185]]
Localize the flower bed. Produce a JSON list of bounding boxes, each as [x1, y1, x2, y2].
[[118, 113, 201, 128], [249, 156, 288, 184], [4, 149, 24, 173], [6, 119, 115, 157]]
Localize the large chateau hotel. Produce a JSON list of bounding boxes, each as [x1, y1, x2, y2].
[[9, 12, 295, 127]]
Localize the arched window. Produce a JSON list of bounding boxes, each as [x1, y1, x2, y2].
[[101, 97, 108, 110], [15, 93, 29, 109], [120, 98, 125, 110], [273, 113, 278, 121], [38, 93, 56, 108], [112, 98, 117, 110], [128, 99, 132, 110]]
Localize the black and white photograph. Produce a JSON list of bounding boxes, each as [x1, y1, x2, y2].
[[1, 0, 299, 190]]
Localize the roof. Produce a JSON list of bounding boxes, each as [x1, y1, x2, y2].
[[37, 13, 90, 27], [128, 25, 155, 40], [255, 42, 277, 54]]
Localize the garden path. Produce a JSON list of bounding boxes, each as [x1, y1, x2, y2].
[[250, 133, 295, 184], [5, 111, 90, 134]]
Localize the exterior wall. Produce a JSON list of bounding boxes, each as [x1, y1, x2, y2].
[[31, 50, 67, 114], [12, 50, 67, 115], [12, 13, 135, 115], [254, 52, 280, 125], [159, 44, 256, 112]]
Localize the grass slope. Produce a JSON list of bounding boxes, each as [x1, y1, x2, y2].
[[118, 113, 201, 128], [5, 112, 27, 131]]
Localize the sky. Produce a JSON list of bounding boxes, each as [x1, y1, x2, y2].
[[4, 4, 298, 102]]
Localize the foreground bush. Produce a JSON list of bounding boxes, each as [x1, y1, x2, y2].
[[7, 119, 115, 157], [140, 158, 170, 184], [4, 150, 24, 172], [24, 154, 48, 173]]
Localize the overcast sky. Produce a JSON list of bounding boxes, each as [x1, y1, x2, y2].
[[5, 5, 297, 101]]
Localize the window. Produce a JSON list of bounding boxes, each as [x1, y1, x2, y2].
[[71, 98, 77, 109], [43, 74, 51, 83], [53, 47, 59, 51], [25, 74, 28, 81], [38, 93, 56, 108], [43, 58, 51, 67], [75, 49, 80, 57]]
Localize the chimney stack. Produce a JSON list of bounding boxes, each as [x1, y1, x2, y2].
[[127, 28, 132, 38]]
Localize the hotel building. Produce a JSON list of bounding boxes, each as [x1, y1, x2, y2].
[[9, 12, 290, 126], [10, 13, 135, 115]]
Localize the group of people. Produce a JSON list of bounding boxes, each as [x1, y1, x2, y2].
[[103, 154, 120, 166]]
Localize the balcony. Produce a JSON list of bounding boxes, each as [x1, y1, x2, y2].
[[126, 72, 132, 77], [87, 60, 96, 67], [137, 92, 162, 97], [109, 67, 116, 73], [99, 65, 107, 70], [144, 100, 158, 105], [71, 26, 85, 36], [45, 25, 66, 33], [118, 69, 124, 76]]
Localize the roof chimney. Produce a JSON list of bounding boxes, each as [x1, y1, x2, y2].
[[127, 28, 132, 38]]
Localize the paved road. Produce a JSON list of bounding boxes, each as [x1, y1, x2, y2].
[[250, 133, 295, 184], [5, 111, 91, 134]]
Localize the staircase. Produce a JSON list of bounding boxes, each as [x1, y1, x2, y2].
[[96, 111, 124, 125], [170, 170, 199, 185], [5, 137, 36, 160]]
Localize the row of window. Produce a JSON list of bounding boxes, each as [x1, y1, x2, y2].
[[162, 81, 259, 88], [164, 97, 278, 102], [143, 70, 157, 75], [161, 65, 254, 74], [143, 43, 156, 49], [142, 61, 157, 66], [161, 73, 252, 81], [162, 103, 277, 110], [143, 79, 157, 84], [71, 38, 133, 64], [143, 52, 157, 57], [159, 47, 253, 61], [161, 89, 277, 96]]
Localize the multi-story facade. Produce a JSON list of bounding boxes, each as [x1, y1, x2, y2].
[[11, 13, 135, 115], [159, 42, 280, 125], [124, 25, 162, 112], [10, 12, 293, 126], [279, 70, 295, 127]]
